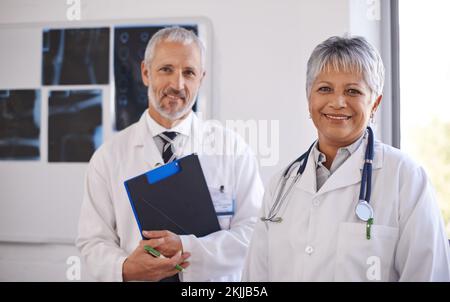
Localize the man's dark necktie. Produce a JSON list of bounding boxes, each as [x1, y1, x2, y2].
[[159, 131, 178, 164]]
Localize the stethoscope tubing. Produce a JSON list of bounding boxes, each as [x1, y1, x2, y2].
[[263, 127, 374, 223]]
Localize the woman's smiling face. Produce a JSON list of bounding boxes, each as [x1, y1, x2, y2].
[[308, 68, 382, 147]]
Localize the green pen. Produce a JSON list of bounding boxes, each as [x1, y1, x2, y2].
[[144, 245, 184, 272], [366, 218, 374, 240]]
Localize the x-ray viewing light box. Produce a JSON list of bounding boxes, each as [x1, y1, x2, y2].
[[0, 17, 213, 243]]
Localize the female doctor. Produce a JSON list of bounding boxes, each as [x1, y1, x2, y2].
[[243, 36, 450, 281]]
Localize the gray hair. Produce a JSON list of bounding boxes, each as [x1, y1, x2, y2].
[[143, 26, 206, 70], [306, 35, 384, 99]]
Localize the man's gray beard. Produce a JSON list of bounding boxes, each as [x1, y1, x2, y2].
[[148, 89, 196, 121]]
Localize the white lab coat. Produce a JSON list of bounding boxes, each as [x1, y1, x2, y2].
[[76, 112, 264, 282], [243, 138, 450, 281]]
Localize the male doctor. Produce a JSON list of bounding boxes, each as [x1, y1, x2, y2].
[[76, 27, 264, 282]]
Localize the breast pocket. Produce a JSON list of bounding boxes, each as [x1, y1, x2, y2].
[[208, 186, 235, 230], [334, 222, 399, 282]]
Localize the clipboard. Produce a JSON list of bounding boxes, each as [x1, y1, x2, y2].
[[124, 154, 221, 239]]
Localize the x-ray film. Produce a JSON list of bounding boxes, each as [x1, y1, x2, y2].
[[0, 89, 41, 160], [48, 89, 102, 162], [42, 27, 109, 85]]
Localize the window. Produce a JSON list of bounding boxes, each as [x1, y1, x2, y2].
[[399, 0, 450, 236]]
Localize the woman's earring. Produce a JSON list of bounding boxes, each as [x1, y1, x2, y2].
[[370, 112, 375, 124]]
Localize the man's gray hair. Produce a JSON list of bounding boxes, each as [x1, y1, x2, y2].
[[143, 26, 206, 70], [306, 35, 384, 99]]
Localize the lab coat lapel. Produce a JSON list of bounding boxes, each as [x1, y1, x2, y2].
[[132, 112, 164, 169], [296, 149, 318, 195], [317, 147, 363, 195], [317, 139, 384, 196], [186, 113, 203, 155]]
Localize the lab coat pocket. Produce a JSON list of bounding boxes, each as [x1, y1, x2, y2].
[[209, 186, 234, 230], [334, 222, 399, 282]]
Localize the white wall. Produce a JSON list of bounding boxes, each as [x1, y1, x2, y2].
[[0, 0, 383, 281]]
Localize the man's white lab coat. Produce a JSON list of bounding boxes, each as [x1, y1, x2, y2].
[[76, 112, 264, 281]]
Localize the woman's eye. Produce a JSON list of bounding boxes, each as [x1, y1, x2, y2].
[[318, 87, 332, 93], [347, 89, 362, 95]]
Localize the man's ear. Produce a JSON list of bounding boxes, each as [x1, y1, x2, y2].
[[141, 61, 150, 87], [199, 70, 206, 85]]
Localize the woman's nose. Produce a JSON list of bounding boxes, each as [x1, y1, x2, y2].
[[329, 94, 347, 108]]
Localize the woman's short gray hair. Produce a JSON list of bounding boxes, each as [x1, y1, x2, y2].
[[144, 26, 206, 69], [306, 35, 384, 99]]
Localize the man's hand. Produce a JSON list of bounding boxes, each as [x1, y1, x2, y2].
[[122, 239, 190, 282], [142, 230, 183, 257]]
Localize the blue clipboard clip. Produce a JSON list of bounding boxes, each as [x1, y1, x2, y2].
[[146, 159, 182, 184]]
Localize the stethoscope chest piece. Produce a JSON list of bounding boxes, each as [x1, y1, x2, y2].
[[355, 200, 373, 222]]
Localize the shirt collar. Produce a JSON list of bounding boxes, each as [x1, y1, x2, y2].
[[313, 131, 367, 165], [145, 110, 193, 138]]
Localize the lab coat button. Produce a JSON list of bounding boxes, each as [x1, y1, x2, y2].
[[305, 246, 314, 255], [313, 200, 320, 207]]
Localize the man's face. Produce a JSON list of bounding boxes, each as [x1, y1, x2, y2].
[[308, 68, 381, 147], [141, 41, 204, 121]]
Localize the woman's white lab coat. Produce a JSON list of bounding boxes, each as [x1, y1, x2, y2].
[[76, 112, 264, 281], [243, 138, 450, 281]]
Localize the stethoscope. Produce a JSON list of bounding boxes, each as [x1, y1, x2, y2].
[[261, 126, 375, 223]]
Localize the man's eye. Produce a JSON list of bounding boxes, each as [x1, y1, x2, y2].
[[183, 70, 196, 77], [159, 67, 172, 73], [318, 87, 332, 92]]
